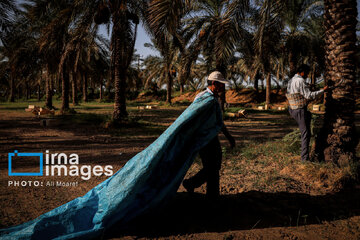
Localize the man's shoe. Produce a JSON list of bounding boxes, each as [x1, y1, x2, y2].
[[182, 180, 194, 193]]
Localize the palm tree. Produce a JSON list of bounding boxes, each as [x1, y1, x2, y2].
[[312, 0, 358, 164], [59, 26, 109, 105], [142, 49, 177, 96], [142, 38, 176, 104], [145, 0, 187, 103], [252, 0, 283, 105], [1, 10, 40, 102], [146, 0, 204, 95], [281, 0, 323, 77], [233, 30, 261, 93], [102, 1, 141, 119], [33, 0, 143, 118], [0, 0, 18, 44], [146, 0, 249, 98], [302, 14, 326, 86], [188, 0, 250, 74], [142, 54, 166, 90], [25, 0, 76, 110]]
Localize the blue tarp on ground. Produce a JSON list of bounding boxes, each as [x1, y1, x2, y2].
[[0, 92, 223, 240]]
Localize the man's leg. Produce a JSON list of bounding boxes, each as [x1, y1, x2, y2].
[[183, 168, 207, 192], [290, 108, 311, 161], [182, 139, 215, 192], [183, 136, 222, 195], [202, 136, 222, 197]]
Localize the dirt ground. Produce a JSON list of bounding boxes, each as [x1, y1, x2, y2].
[[0, 103, 359, 240], [172, 89, 288, 106]]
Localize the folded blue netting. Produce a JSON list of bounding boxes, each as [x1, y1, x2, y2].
[[0, 92, 223, 240]]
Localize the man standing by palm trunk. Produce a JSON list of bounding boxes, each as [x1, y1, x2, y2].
[[286, 64, 328, 161]]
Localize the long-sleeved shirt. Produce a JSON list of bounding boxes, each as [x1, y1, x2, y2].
[[287, 74, 323, 100]]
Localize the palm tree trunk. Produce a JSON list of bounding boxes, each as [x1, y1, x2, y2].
[[113, 65, 127, 120], [265, 72, 271, 105], [311, 64, 316, 86], [313, 0, 358, 165], [26, 81, 30, 100], [45, 66, 53, 109], [37, 77, 41, 101], [179, 82, 185, 95], [83, 72, 88, 102], [112, 6, 137, 121], [18, 85, 21, 100], [9, 71, 15, 102], [38, 84, 41, 101], [166, 68, 173, 104], [112, 32, 128, 120], [72, 71, 78, 105], [288, 52, 296, 77], [58, 75, 61, 94], [178, 68, 186, 95], [61, 67, 70, 113], [99, 80, 103, 101], [254, 78, 259, 93]]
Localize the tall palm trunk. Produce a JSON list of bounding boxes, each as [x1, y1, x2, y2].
[[25, 81, 30, 100], [166, 68, 173, 104], [72, 71, 78, 105], [38, 84, 41, 101], [265, 72, 271, 105], [37, 77, 41, 101], [313, 0, 358, 165], [18, 86, 21, 100], [58, 75, 61, 94], [112, 14, 128, 120], [254, 71, 261, 94], [112, 5, 137, 121], [9, 69, 15, 102], [311, 64, 316, 86], [113, 59, 127, 119], [83, 72, 88, 102], [45, 66, 53, 109], [99, 80, 103, 101], [254, 78, 259, 93], [288, 51, 296, 77], [61, 67, 70, 112], [179, 69, 186, 94]]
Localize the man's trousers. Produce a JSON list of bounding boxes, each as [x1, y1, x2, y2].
[[289, 107, 312, 161], [185, 136, 222, 197]]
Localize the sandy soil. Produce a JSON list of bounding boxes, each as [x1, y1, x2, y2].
[[172, 89, 288, 105], [0, 106, 359, 239]]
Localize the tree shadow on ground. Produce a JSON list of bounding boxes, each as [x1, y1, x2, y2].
[[106, 189, 360, 238]]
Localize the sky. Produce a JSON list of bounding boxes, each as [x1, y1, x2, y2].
[[99, 24, 157, 60]]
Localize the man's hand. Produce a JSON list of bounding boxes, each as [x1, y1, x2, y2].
[[323, 85, 329, 91]]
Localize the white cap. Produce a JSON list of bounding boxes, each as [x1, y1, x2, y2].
[[208, 71, 229, 84]]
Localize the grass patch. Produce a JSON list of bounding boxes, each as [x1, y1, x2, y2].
[[0, 100, 58, 111], [222, 138, 358, 194]]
